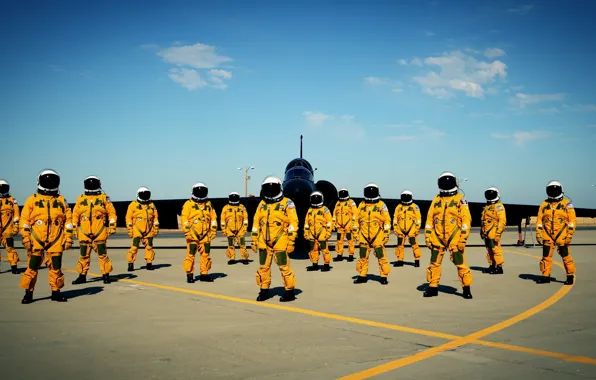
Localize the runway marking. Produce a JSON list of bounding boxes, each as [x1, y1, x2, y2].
[[339, 248, 581, 379], [2, 249, 595, 369]]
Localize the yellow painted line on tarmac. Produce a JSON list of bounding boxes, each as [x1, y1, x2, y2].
[[3, 249, 595, 369], [338, 248, 580, 379]]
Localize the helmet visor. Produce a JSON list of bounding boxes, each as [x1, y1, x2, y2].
[[262, 183, 281, 199], [401, 193, 412, 203], [364, 186, 379, 199], [229, 193, 240, 203], [311, 194, 323, 205], [547, 185, 562, 199], [138, 190, 151, 201], [438, 175, 456, 191], [485, 189, 498, 201], [338, 190, 349, 199], [0, 184, 8, 194], [84, 177, 101, 192], [39, 173, 60, 190], [193, 186, 208, 199]]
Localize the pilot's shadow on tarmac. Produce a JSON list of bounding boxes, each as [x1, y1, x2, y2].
[[351, 274, 387, 283], [194, 273, 228, 281], [519, 273, 564, 284], [416, 283, 462, 296], [470, 265, 489, 273], [140, 263, 172, 270], [89, 273, 138, 283], [36, 286, 104, 301], [267, 287, 303, 300]]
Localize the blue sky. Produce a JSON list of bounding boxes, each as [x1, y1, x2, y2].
[[2, 0, 596, 208]]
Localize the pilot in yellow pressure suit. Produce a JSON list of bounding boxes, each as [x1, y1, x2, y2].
[[424, 172, 473, 299], [181, 183, 218, 283], [0, 180, 21, 274], [332, 188, 358, 262], [353, 183, 391, 285], [19, 169, 73, 304], [393, 190, 422, 268], [304, 191, 333, 272], [480, 187, 506, 275], [535, 181, 576, 285], [220, 192, 250, 265], [125, 187, 159, 271], [71, 176, 117, 285], [251, 176, 298, 302]]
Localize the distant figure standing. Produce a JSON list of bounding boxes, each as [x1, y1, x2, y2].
[[125, 187, 159, 271], [0, 179, 21, 274], [304, 191, 333, 272], [480, 187, 506, 274], [392, 190, 422, 268], [535, 181, 576, 285], [220, 192, 250, 265], [332, 188, 358, 262]]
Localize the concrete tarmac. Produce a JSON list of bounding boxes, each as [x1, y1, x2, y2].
[[1, 229, 595, 380]]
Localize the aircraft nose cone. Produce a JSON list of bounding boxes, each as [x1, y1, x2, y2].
[[283, 179, 315, 204]]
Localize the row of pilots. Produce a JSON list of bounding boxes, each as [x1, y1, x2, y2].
[[0, 169, 577, 304]]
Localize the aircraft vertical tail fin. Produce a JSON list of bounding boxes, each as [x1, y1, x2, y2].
[[300, 135, 303, 159]]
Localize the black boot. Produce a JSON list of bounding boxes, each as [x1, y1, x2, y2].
[[146, 262, 154, 270], [396, 260, 404, 267], [423, 286, 438, 297], [242, 260, 249, 265], [187, 274, 195, 283], [536, 276, 551, 284], [256, 289, 269, 302], [51, 290, 67, 302], [414, 260, 420, 267], [462, 286, 473, 299], [347, 256, 354, 262], [11, 265, 18, 274], [199, 274, 213, 282], [485, 264, 496, 274], [564, 275, 574, 285], [280, 289, 296, 302], [72, 274, 87, 285], [333, 255, 344, 262], [306, 263, 319, 271], [21, 290, 33, 304], [228, 260, 235, 265], [353, 276, 368, 284], [380, 277, 388, 285], [102, 274, 111, 284], [321, 264, 330, 272], [493, 266, 504, 275], [128, 263, 134, 272]]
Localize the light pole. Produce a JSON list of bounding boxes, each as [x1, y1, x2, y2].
[[238, 166, 255, 197]]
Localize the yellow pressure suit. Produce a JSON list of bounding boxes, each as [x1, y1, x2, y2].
[[220, 203, 249, 263], [333, 199, 358, 260], [19, 193, 73, 293], [125, 200, 159, 268], [480, 201, 507, 272], [536, 198, 576, 282], [72, 193, 117, 278], [354, 200, 391, 282], [251, 197, 298, 292], [424, 193, 473, 289], [181, 199, 218, 278], [393, 202, 422, 266], [304, 205, 333, 269], [0, 195, 20, 271]]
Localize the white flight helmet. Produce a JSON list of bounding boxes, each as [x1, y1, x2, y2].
[[261, 176, 283, 202], [310, 191, 324, 207], [484, 187, 500, 204], [401, 190, 413, 204], [338, 188, 349, 201], [37, 169, 60, 195], [137, 186, 151, 203], [438, 171, 458, 196], [364, 183, 380, 203], [546, 180, 563, 201], [192, 182, 208, 201], [228, 191, 240, 205], [0, 179, 9, 197]]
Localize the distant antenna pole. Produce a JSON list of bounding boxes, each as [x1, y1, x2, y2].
[[300, 135, 303, 158]]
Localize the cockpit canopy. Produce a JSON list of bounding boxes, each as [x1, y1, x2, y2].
[[285, 158, 314, 173]]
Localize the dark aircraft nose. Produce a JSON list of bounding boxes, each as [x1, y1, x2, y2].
[[283, 179, 316, 205]]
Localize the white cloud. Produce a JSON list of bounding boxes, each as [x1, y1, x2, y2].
[[469, 112, 503, 118], [391, 88, 403, 93], [538, 107, 560, 114], [386, 123, 445, 142], [411, 57, 423, 66], [487, 87, 500, 95], [507, 4, 534, 15], [157, 42, 233, 90], [412, 50, 507, 99], [491, 130, 553, 146], [484, 48, 506, 58], [364, 76, 391, 85], [167, 68, 207, 90], [302, 111, 366, 139], [397, 59, 408, 66], [577, 104, 596, 111], [413, 119, 424, 124], [509, 93, 566, 108]]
